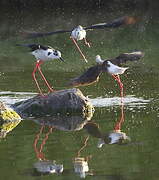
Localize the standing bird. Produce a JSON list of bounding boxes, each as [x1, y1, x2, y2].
[[96, 55, 129, 98], [68, 51, 144, 99], [17, 44, 64, 95], [23, 16, 138, 62]]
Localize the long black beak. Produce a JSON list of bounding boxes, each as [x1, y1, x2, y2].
[[59, 57, 65, 62]]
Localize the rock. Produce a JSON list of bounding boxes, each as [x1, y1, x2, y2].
[[12, 88, 94, 118]]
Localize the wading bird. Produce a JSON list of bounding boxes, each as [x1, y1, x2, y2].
[[68, 51, 144, 99], [24, 16, 137, 63], [17, 44, 64, 95]]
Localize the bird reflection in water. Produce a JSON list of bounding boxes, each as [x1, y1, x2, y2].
[[73, 135, 93, 178], [33, 125, 63, 175], [84, 103, 130, 148]]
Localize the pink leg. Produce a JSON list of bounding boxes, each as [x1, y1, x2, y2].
[[32, 61, 43, 95], [84, 38, 91, 48], [37, 61, 54, 92], [112, 74, 124, 102], [116, 75, 124, 98], [70, 37, 88, 63]]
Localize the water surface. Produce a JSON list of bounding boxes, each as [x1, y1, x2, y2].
[[0, 8, 159, 180]]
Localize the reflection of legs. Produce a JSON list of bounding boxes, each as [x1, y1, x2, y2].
[[77, 136, 89, 157], [37, 62, 54, 92], [39, 127, 53, 157], [32, 61, 43, 95], [34, 125, 54, 161], [70, 37, 88, 63], [112, 74, 124, 101], [34, 125, 45, 160], [114, 103, 124, 131], [84, 38, 91, 48]]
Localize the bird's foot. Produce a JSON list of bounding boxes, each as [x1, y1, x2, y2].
[[84, 39, 91, 48], [86, 42, 91, 48]]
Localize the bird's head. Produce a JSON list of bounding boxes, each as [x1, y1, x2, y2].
[[95, 55, 103, 64], [77, 25, 84, 30], [47, 49, 64, 62]]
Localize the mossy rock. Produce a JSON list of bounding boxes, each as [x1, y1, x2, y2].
[[12, 88, 94, 118], [0, 102, 22, 138]]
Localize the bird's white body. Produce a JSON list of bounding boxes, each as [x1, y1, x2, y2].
[[34, 161, 63, 174], [97, 131, 130, 148], [95, 55, 104, 64], [71, 25, 86, 41], [74, 157, 89, 178], [96, 55, 129, 74], [96, 55, 129, 75], [108, 131, 128, 144], [31, 48, 62, 61], [107, 61, 129, 75]]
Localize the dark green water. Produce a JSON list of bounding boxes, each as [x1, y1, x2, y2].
[[0, 8, 159, 180]]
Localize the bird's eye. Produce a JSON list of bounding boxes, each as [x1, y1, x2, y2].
[[48, 52, 52, 56]]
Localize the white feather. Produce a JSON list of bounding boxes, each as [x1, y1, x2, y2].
[[95, 55, 104, 64], [31, 48, 62, 61], [107, 61, 129, 75], [71, 25, 86, 41]]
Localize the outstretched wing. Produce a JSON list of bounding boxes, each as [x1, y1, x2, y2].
[[107, 51, 144, 66], [85, 16, 138, 30], [68, 65, 102, 87], [22, 29, 72, 39], [16, 43, 48, 51]]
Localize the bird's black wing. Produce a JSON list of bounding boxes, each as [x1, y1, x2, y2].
[[84, 16, 137, 30], [68, 65, 103, 87], [23, 30, 72, 39], [16, 43, 48, 51], [106, 51, 144, 66]]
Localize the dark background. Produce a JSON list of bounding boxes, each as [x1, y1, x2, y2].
[[0, 0, 158, 17]]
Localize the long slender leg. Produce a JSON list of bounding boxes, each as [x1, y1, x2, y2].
[[84, 38, 91, 48], [112, 74, 124, 101], [116, 75, 124, 98], [37, 61, 54, 92], [32, 61, 43, 95], [70, 37, 88, 63]]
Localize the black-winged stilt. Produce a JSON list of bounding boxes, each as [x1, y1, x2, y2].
[[24, 16, 137, 63], [17, 44, 64, 95], [68, 51, 144, 99]]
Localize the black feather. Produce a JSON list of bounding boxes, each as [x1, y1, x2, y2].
[[16, 44, 48, 51]]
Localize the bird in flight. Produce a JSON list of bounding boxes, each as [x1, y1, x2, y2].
[[23, 16, 138, 63], [68, 51, 144, 99]]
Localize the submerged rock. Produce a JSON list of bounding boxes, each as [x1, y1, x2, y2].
[[12, 88, 94, 118], [33, 113, 93, 131]]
